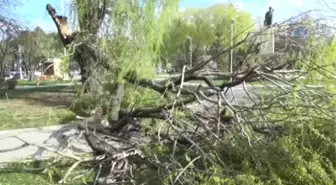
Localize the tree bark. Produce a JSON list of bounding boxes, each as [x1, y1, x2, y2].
[[108, 82, 125, 124]]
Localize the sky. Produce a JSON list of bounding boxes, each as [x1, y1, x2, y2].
[[5, 0, 332, 33]]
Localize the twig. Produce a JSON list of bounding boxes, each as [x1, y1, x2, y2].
[[5, 92, 8, 102], [172, 156, 201, 185], [93, 164, 102, 185], [216, 91, 221, 139], [58, 160, 82, 184], [169, 65, 187, 118], [159, 65, 187, 141]]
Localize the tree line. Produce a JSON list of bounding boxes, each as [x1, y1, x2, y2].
[[0, 25, 64, 80]]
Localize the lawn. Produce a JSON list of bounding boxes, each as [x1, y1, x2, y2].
[[0, 86, 93, 184], [0, 160, 95, 185], [0, 171, 54, 185], [0, 86, 77, 130], [17, 79, 75, 86], [0, 171, 92, 185]]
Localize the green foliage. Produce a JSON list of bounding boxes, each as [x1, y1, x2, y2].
[[144, 42, 336, 184], [71, 90, 104, 114], [121, 83, 167, 109], [59, 51, 71, 74], [0, 159, 95, 185], [10, 27, 64, 79], [161, 116, 335, 185], [68, 0, 181, 114], [0, 78, 18, 90], [104, 0, 179, 81], [161, 3, 255, 68], [76, 0, 109, 35], [74, 0, 179, 81], [301, 37, 336, 87], [0, 29, 16, 76]]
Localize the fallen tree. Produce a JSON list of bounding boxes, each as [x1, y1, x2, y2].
[[29, 2, 336, 185]]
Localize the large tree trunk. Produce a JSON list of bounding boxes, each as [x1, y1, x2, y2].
[[46, 4, 109, 92]]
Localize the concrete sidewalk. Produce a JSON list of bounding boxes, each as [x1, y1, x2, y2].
[[0, 124, 91, 164]]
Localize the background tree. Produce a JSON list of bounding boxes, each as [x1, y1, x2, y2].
[[160, 3, 255, 71], [0, 0, 20, 31], [10, 26, 63, 80], [0, 26, 16, 80], [0, 0, 20, 81]]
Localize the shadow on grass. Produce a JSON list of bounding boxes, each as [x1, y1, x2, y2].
[[0, 85, 77, 99], [15, 95, 91, 118], [0, 85, 91, 130]]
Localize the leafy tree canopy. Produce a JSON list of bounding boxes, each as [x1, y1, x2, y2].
[[161, 3, 255, 64]]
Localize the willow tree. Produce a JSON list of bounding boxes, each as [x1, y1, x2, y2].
[[42, 1, 335, 184], [47, 0, 179, 121]]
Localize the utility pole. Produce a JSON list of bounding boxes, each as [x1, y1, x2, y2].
[[230, 19, 235, 82]]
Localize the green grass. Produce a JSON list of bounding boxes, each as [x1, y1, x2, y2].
[[0, 160, 95, 185], [0, 101, 76, 130], [0, 172, 53, 185], [0, 86, 78, 130], [17, 80, 74, 86], [0, 85, 93, 184]]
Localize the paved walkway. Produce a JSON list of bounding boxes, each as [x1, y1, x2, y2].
[[0, 124, 91, 164]]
